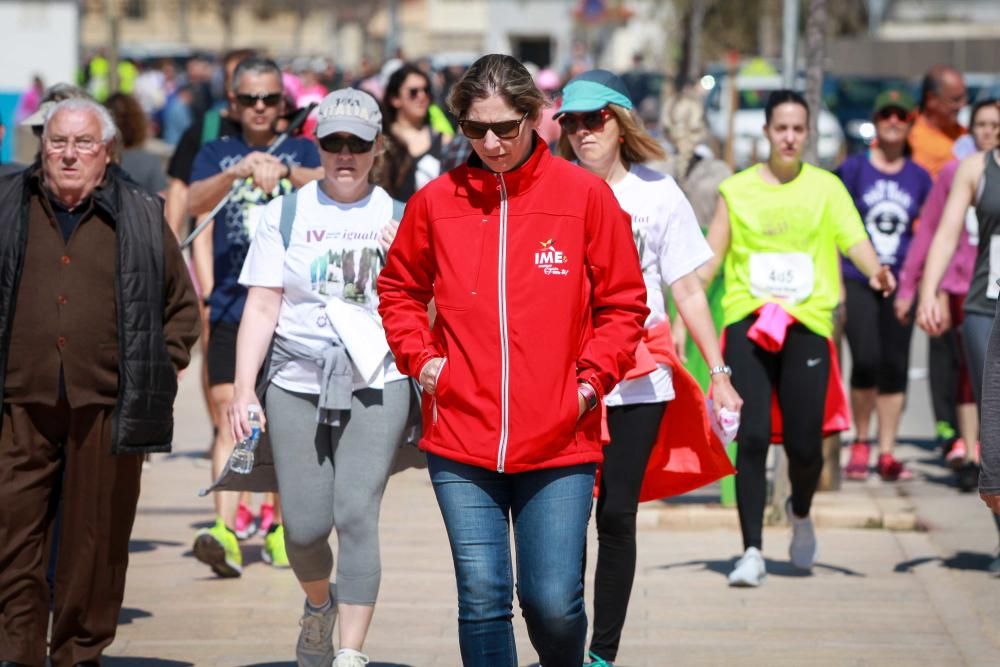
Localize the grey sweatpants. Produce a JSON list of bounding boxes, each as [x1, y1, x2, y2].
[[265, 381, 410, 604]]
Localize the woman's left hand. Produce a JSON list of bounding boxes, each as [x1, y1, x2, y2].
[[710, 373, 743, 416]]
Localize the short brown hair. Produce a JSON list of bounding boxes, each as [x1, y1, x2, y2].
[[556, 104, 666, 165], [104, 92, 147, 148], [447, 54, 547, 121]]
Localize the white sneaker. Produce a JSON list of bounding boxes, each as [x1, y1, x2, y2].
[[333, 650, 370, 667], [787, 498, 817, 570], [728, 546, 766, 587]]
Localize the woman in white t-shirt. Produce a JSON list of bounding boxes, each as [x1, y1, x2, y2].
[[228, 89, 410, 667], [556, 70, 743, 667]]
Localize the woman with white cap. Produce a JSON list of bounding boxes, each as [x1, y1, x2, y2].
[[229, 88, 411, 667], [556, 69, 742, 667]]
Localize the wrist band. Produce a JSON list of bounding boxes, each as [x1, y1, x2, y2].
[[578, 382, 598, 412]]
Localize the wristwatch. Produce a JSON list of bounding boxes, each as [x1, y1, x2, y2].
[[578, 382, 599, 412], [709, 365, 733, 377]]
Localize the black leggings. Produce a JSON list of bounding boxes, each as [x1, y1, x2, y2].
[[589, 401, 665, 662], [725, 316, 829, 550], [844, 279, 914, 394]]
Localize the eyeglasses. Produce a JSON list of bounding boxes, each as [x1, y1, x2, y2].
[[558, 108, 613, 134], [876, 108, 912, 122], [405, 86, 429, 100], [458, 112, 530, 140], [236, 92, 283, 108], [44, 135, 103, 155], [319, 135, 375, 154]]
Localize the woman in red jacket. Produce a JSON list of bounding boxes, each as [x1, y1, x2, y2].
[[377, 54, 649, 667]]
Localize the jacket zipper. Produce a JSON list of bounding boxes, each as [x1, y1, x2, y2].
[[496, 174, 510, 473]]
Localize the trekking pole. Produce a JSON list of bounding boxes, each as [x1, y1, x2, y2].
[[181, 102, 318, 249]]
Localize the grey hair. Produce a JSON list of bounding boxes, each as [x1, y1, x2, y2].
[[230, 56, 283, 93], [43, 98, 118, 143]]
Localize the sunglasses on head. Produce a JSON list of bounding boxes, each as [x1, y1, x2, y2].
[[458, 111, 529, 140], [876, 107, 911, 122], [557, 108, 613, 134], [405, 86, 429, 100], [319, 134, 375, 154], [236, 92, 283, 108]]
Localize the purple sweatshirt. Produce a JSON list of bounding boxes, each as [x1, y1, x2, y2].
[[897, 159, 977, 301]]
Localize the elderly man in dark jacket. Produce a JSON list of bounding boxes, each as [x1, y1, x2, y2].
[[0, 98, 200, 667]]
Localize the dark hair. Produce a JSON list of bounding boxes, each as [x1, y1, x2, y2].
[[104, 92, 147, 148], [383, 63, 431, 130], [764, 89, 810, 125], [970, 98, 1000, 127], [447, 54, 546, 122], [378, 63, 433, 198], [230, 56, 282, 93], [919, 65, 962, 111]]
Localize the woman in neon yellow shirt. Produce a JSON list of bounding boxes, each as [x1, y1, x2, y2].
[[698, 90, 894, 587]]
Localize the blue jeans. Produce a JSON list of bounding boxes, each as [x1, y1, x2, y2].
[[427, 453, 596, 667]]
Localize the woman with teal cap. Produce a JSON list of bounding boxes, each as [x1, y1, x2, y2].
[[557, 69, 742, 667]]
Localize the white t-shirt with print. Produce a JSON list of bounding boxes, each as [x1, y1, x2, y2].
[[604, 164, 714, 407], [239, 180, 405, 395]]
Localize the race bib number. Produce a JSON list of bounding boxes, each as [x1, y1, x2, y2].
[[987, 235, 1000, 300], [966, 207, 979, 247], [749, 252, 814, 304]]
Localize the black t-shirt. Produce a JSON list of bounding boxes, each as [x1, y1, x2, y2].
[[166, 112, 241, 184]]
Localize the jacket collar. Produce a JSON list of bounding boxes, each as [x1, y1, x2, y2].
[[462, 132, 551, 198]]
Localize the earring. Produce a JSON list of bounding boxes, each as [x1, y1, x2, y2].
[[618, 136, 624, 143]]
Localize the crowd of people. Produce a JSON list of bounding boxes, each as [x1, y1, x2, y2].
[[0, 46, 999, 667]]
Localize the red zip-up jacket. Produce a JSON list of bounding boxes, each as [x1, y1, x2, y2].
[[377, 137, 649, 473]]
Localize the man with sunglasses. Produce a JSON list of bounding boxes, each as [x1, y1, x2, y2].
[[188, 56, 321, 579], [911, 65, 967, 179]]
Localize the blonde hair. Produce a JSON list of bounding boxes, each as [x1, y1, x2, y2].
[[557, 104, 666, 166]]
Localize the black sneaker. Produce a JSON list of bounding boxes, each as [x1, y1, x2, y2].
[[957, 462, 980, 493]]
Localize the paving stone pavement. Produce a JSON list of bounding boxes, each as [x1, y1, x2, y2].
[[105, 351, 1000, 667]]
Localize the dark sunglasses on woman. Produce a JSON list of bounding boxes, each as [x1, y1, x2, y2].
[[458, 111, 529, 140], [875, 107, 912, 123], [236, 92, 283, 108], [405, 86, 429, 100], [557, 108, 613, 134], [319, 135, 375, 154]]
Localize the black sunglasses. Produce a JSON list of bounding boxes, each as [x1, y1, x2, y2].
[[458, 112, 529, 140], [319, 135, 375, 154], [558, 108, 612, 134], [876, 107, 911, 122], [236, 92, 283, 108], [405, 86, 429, 100]]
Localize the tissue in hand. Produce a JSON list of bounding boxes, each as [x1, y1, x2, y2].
[[706, 399, 740, 443]]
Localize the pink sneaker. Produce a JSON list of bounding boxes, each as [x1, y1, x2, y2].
[[234, 502, 257, 540], [878, 453, 913, 482], [845, 441, 870, 480], [258, 502, 276, 535], [946, 438, 967, 469]]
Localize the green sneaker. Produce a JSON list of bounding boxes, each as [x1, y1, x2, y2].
[[193, 517, 242, 578], [263, 524, 290, 568], [587, 652, 614, 666]]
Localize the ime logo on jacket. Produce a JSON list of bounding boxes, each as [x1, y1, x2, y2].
[[534, 239, 569, 276]]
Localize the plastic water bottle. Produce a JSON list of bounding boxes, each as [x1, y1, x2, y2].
[[229, 405, 261, 475]]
